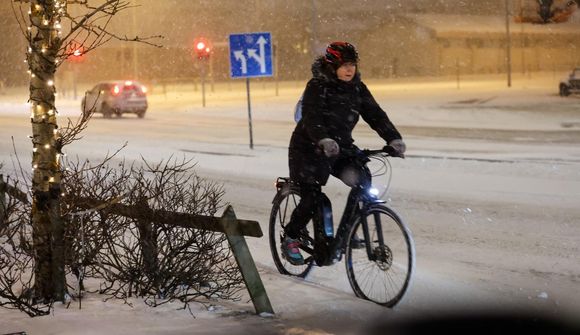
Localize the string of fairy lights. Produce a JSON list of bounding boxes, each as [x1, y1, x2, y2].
[[26, 1, 67, 191]]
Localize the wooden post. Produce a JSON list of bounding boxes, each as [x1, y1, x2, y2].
[[220, 206, 274, 315], [136, 198, 159, 292]]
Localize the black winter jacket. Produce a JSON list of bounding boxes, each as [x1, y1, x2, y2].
[[290, 57, 402, 154]]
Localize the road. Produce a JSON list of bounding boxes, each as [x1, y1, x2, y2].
[[1, 79, 580, 334]]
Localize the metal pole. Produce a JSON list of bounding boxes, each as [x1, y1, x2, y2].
[[201, 60, 206, 107], [132, 2, 138, 79], [520, 0, 525, 75], [505, 0, 512, 87], [456, 58, 461, 90], [274, 43, 279, 96], [73, 66, 78, 100], [210, 56, 215, 93], [311, 0, 318, 59], [246, 78, 254, 150]]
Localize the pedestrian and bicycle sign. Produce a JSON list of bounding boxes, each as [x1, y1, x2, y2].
[[229, 32, 273, 78]]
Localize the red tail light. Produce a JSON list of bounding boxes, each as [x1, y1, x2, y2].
[[111, 85, 121, 96]]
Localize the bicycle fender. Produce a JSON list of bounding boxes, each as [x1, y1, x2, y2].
[[271, 180, 296, 204]]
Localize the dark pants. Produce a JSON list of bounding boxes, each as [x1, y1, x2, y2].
[[285, 150, 371, 239]]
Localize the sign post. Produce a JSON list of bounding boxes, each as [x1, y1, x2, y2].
[[229, 32, 273, 149], [68, 43, 85, 100], [193, 37, 212, 107]]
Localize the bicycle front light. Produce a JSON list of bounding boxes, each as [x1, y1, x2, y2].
[[368, 187, 380, 197]]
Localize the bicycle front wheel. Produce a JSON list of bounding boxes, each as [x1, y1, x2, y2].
[[345, 205, 415, 307]]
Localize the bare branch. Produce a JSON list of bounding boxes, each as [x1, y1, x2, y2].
[[61, 0, 128, 44], [9, 137, 30, 198], [10, 1, 29, 38], [56, 93, 96, 150]]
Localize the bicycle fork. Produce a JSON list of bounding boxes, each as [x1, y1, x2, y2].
[[360, 210, 382, 262], [363, 204, 395, 269]]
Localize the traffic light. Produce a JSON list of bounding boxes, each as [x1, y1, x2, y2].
[[193, 37, 211, 60], [68, 43, 85, 63]]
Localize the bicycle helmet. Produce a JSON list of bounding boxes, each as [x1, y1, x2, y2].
[[324, 41, 359, 67]]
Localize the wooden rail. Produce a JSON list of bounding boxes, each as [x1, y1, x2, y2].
[[76, 197, 263, 237]]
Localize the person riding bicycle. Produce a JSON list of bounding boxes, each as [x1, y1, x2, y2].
[[283, 41, 406, 265]]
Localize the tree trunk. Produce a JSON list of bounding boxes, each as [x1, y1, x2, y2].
[[29, 0, 65, 302]]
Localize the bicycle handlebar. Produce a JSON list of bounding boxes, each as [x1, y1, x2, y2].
[[320, 145, 405, 159], [362, 146, 405, 159]]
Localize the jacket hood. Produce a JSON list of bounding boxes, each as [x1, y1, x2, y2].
[[311, 56, 361, 85]]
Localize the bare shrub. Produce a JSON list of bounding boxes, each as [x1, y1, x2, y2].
[[0, 175, 50, 316], [0, 156, 244, 316]]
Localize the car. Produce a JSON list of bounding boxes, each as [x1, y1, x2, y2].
[[81, 80, 148, 118], [559, 68, 580, 97]]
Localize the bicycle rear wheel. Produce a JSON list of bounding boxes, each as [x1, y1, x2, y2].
[[269, 186, 315, 278], [345, 205, 415, 307]]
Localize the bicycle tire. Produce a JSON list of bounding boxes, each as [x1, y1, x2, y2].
[[269, 186, 315, 278], [345, 205, 415, 307]]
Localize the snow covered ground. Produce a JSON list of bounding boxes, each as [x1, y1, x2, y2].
[[1, 72, 579, 334]]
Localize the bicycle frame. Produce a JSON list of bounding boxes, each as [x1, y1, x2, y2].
[[275, 164, 389, 265]]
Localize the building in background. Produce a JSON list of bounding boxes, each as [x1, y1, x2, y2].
[[358, 14, 580, 78], [2, 0, 580, 88]]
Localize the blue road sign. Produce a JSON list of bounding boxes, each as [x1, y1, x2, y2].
[[229, 32, 273, 78]]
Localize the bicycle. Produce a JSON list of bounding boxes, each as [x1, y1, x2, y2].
[[269, 146, 415, 307]]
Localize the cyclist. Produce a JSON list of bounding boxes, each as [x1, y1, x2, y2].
[[283, 41, 406, 265]]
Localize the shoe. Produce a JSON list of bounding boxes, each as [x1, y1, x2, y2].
[[281, 236, 305, 266], [350, 234, 366, 249]]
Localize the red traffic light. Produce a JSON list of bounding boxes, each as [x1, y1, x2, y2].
[[193, 37, 211, 60], [196, 41, 206, 51], [68, 42, 85, 63]]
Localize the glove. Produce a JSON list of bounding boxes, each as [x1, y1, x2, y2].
[[388, 139, 406, 155], [318, 138, 340, 157]]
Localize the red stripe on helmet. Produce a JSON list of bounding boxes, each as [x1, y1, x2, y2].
[[326, 48, 342, 62]]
